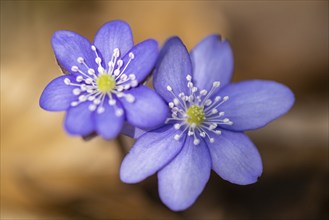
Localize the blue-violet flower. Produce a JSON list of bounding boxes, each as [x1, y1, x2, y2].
[[40, 20, 167, 139], [120, 36, 295, 211]]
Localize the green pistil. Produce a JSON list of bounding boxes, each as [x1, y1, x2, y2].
[[96, 74, 116, 93], [186, 105, 205, 126]]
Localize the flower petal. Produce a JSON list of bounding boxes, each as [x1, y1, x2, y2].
[[120, 125, 186, 183], [93, 98, 124, 140], [64, 102, 94, 136], [52, 31, 98, 74], [40, 75, 77, 111], [119, 86, 168, 129], [153, 37, 192, 103], [94, 20, 133, 66], [216, 80, 295, 131], [158, 138, 211, 211], [190, 35, 234, 90], [207, 130, 262, 185], [119, 39, 158, 83], [120, 122, 146, 139]]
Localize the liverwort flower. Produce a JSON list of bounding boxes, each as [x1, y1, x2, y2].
[[40, 20, 167, 139], [120, 36, 294, 211]]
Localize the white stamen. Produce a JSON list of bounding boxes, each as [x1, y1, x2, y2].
[[115, 109, 123, 117], [174, 123, 181, 130], [125, 94, 135, 103], [73, 88, 81, 95], [89, 104, 96, 111], [97, 106, 105, 114], [109, 99, 116, 106], [165, 74, 232, 145], [77, 57, 84, 63], [64, 45, 138, 114], [213, 81, 220, 87], [71, 66, 79, 72], [64, 78, 71, 85], [174, 134, 181, 140]]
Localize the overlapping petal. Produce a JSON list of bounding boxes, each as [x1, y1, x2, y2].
[[158, 138, 211, 211], [120, 39, 158, 83], [40, 75, 76, 111], [207, 130, 263, 185], [216, 80, 295, 131], [120, 126, 186, 183], [94, 20, 133, 67], [120, 122, 146, 139], [93, 98, 124, 140], [153, 37, 192, 103], [191, 35, 234, 90], [52, 31, 98, 74], [119, 86, 168, 129], [64, 102, 94, 136]]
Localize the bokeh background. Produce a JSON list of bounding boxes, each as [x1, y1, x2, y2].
[[1, 1, 328, 219]]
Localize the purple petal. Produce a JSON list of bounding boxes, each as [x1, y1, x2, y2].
[[94, 20, 133, 67], [64, 102, 94, 136], [153, 37, 192, 103], [119, 86, 169, 129], [158, 138, 211, 211], [52, 31, 98, 75], [191, 35, 234, 90], [120, 122, 147, 139], [93, 98, 124, 140], [120, 126, 185, 183], [207, 130, 262, 185], [40, 75, 77, 111], [119, 39, 158, 83], [216, 80, 295, 131]]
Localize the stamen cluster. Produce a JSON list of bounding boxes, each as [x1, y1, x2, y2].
[[63, 45, 138, 116], [166, 75, 233, 145]]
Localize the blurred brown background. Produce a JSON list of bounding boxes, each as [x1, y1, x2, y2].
[[1, 1, 328, 220]]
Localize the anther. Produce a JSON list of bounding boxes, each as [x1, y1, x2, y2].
[[174, 134, 181, 140], [73, 88, 81, 95], [93, 99, 101, 105], [115, 109, 124, 117], [213, 81, 220, 88], [174, 123, 180, 130], [71, 101, 79, 107], [117, 60, 123, 67], [78, 95, 87, 102], [109, 99, 116, 106], [113, 48, 120, 57], [125, 94, 135, 103], [71, 66, 79, 72], [193, 139, 200, 145], [91, 45, 97, 51], [200, 90, 207, 96], [129, 52, 134, 59], [77, 57, 84, 63], [89, 104, 96, 111], [88, 69, 95, 75], [76, 76, 83, 82], [97, 106, 105, 114], [64, 78, 71, 85], [95, 57, 102, 64]]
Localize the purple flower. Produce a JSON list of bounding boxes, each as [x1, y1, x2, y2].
[[120, 36, 295, 211], [40, 20, 167, 139]]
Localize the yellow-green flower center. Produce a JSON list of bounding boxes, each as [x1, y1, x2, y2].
[[186, 105, 205, 126], [96, 74, 116, 93]]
